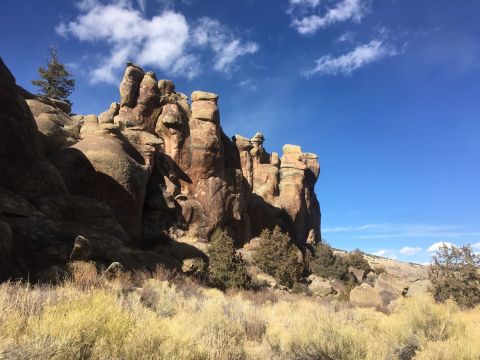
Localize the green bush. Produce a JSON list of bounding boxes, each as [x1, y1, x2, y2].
[[346, 249, 372, 273], [310, 242, 349, 281], [429, 244, 480, 308], [252, 226, 303, 288], [208, 230, 251, 290]]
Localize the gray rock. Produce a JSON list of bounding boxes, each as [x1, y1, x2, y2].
[[309, 275, 336, 297], [70, 235, 93, 261], [349, 266, 365, 283], [104, 262, 124, 278]]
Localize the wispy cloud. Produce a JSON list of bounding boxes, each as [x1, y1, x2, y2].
[[57, 0, 258, 84], [399, 246, 423, 256], [324, 223, 480, 240], [323, 224, 390, 233], [330, 225, 478, 261], [336, 31, 356, 43], [289, 0, 370, 35], [192, 17, 259, 73], [305, 40, 397, 76], [238, 78, 258, 91]]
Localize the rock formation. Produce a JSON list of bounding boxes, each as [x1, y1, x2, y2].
[[0, 59, 321, 281]]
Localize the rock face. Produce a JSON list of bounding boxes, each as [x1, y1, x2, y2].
[[0, 59, 321, 281]]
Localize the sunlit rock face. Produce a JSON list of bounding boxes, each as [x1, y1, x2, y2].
[[0, 59, 320, 280]]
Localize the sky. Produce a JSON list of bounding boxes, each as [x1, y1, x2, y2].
[[1, 0, 479, 263]]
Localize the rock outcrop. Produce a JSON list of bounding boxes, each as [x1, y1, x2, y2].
[[0, 59, 321, 281]]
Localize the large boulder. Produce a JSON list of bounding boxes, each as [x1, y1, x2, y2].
[[405, 279, 431, 297], [308, 275, 337, 297], [350, 283, 383, 308], [26, 98, 80, 156], [374, 272, 409, 305], [0, 220, 13, 280], [70, 132, 152, 244], [0, 59, 66, 199]]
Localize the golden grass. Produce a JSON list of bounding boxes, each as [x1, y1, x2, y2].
[[0, 264, 479, 360]]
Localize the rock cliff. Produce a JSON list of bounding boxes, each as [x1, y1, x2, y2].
[[0, 59, 320, 281]]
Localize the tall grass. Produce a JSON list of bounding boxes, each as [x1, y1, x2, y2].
[[0, 263, 479, 359]]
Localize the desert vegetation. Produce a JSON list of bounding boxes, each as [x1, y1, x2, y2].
[[310, 242, 371, 282], [208, 230, 251, 290], [0, 262, 479, 360], [252, 226, 304, 288], [429, 244, 480, 309]]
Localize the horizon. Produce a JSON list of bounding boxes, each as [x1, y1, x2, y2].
[[2, 0, 479, 263]]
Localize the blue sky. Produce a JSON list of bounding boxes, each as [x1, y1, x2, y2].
[[1, 0, 480, 263]]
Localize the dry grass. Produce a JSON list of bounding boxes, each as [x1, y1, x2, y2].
[[0, 263, 479, 360]]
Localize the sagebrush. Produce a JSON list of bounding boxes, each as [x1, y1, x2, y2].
[[0, 266, 479, 360], [429, 244, 480, 308]]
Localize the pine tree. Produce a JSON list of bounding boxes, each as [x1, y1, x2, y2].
[[31, 46, 75, 106]]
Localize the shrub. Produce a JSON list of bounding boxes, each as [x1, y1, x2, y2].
[[253, 226, 303, 288], [208, 230, 251, 290], [310, 242, 349, 281], [346, 249, 372, 273], [429, 244, 480, 308], [68, 261, 102, 290]]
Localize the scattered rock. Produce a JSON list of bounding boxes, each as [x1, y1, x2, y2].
[[349, 266, 365, 283], [365, 271, 377, 285], [104, 262, 124, 278], [308, 275, 337, 297]]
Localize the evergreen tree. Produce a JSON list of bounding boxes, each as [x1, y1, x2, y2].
[[208, 230, 251, 290], [31, 46, 75, 106], [253, 226, 304, 288]]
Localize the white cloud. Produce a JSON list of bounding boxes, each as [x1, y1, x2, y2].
[[427, 242, 456, 253], [238, 79, 258, 91], [372, 249, 388, 256], [472, 242, 480, 250], [399, 246, 423, 256], [372, 249, 397, 259], [57, 1, 258, 84], [290, 0, 370, 35], [192, 17, 259, 72], [289, 0, 321, 8], [336, 31, 355, 43], [306, 40, 397, 76]]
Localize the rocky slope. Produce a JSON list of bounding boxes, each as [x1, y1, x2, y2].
[[305, 249, 430, 308], [0, 59, 321, 281]]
